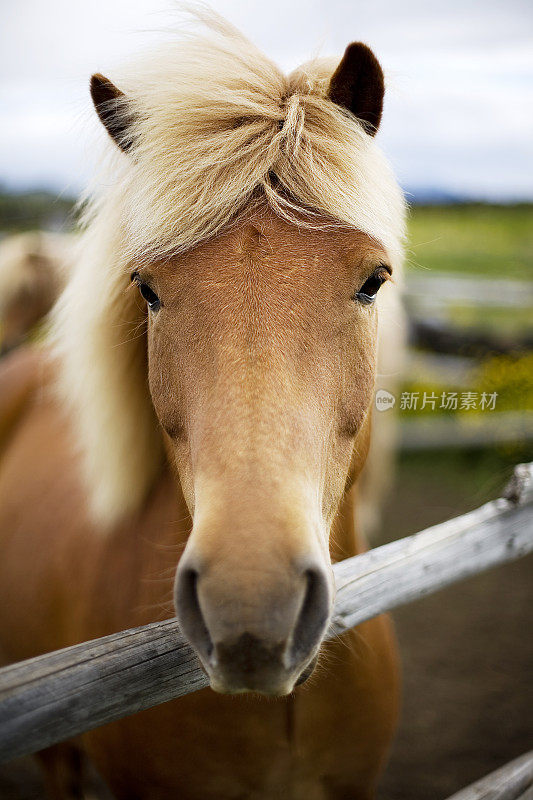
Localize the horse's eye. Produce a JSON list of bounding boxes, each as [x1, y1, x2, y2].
[[354, 266, 390, 305], [132, 273, 161, 312]]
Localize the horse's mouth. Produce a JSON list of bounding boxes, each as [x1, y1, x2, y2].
[[203, 651, 320, 696]]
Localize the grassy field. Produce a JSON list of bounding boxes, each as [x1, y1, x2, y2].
[[406, 203, 533, 280], [0, 189, 75, 233], [405, 203, 533, 339], [1, 190, 532, 284], [0, 191, 531, 334]]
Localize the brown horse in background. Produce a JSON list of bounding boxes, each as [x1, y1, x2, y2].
[[0, 11, 405, 799], [0, 232, 72, 355]]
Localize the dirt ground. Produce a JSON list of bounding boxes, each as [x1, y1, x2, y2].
[[380, 555, 532, 799], [1, 449, 531, 799], [376, 448, 532, 799]]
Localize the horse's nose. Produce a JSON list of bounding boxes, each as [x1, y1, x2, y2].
[[175, 558, 331, 695]]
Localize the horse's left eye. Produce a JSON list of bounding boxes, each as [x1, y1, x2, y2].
[[132, 274, 161, 312], [354, 266, 390, 305]]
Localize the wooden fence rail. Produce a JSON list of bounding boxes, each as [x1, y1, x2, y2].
[[0, 463, 532, 765], [445, 751, 533, 800], [405, 273, 533, 309]]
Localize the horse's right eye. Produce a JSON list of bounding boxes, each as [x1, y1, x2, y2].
[[131, 273, 161, 312]]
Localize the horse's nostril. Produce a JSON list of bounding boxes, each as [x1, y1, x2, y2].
[[175, 566, 214, 661], [176, 554, 330, 693], [295, 652, 319, 686], [288, 567, 330, 666]]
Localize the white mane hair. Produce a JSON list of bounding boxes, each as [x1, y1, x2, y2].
[[51, 7, 406, 528]]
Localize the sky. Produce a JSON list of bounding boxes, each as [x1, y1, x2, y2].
[[1, 0, 533, 201]]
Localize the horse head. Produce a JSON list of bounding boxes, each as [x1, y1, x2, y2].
[[57, 21, 404, 696]]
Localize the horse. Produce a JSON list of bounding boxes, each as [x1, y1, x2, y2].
[[0, 11, 406, 799], [0, 231, 73, 355]]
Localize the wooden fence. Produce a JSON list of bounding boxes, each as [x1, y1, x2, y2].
[[0, 463, 532, 781], [446, 751, 533, 800], [404, 271, 533, 356], [405, 272, 533, 310]]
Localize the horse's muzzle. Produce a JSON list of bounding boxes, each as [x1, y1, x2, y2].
[[175, 557, 331, 695]]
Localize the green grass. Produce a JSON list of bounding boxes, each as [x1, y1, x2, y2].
[[407, 204, 533, 281], [1, 192, 531, 282], [0, 189, 76, 233], [399, 352, 533, 416]]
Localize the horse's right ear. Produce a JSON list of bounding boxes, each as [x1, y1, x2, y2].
[[90, 74, 134, 152]]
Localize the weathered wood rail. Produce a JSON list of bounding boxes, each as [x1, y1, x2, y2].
[[405, 273, 533, 309], [0, 463, 531, 765], [445, 751, 533, 800], [404, 272, 533, 357]]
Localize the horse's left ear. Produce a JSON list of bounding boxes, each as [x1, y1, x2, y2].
[[90, 73, 134, 152], [328, 43, 385, 136]]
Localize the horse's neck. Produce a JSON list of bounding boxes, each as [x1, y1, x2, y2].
[[329, 484, 368, 562]]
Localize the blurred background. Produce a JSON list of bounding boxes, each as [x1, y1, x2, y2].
[[0, 1, 532, 798]]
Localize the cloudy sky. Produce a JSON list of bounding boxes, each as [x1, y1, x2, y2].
[[1, 0, 532, 200]]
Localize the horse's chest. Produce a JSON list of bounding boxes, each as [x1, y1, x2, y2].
[[85, 629, 397, 800]]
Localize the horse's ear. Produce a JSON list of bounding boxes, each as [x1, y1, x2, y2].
[[90, 73, 134, 152], [328, 43, 385, 136]]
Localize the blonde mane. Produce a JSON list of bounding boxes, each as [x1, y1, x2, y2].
[[52, 8, 406, 527]]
